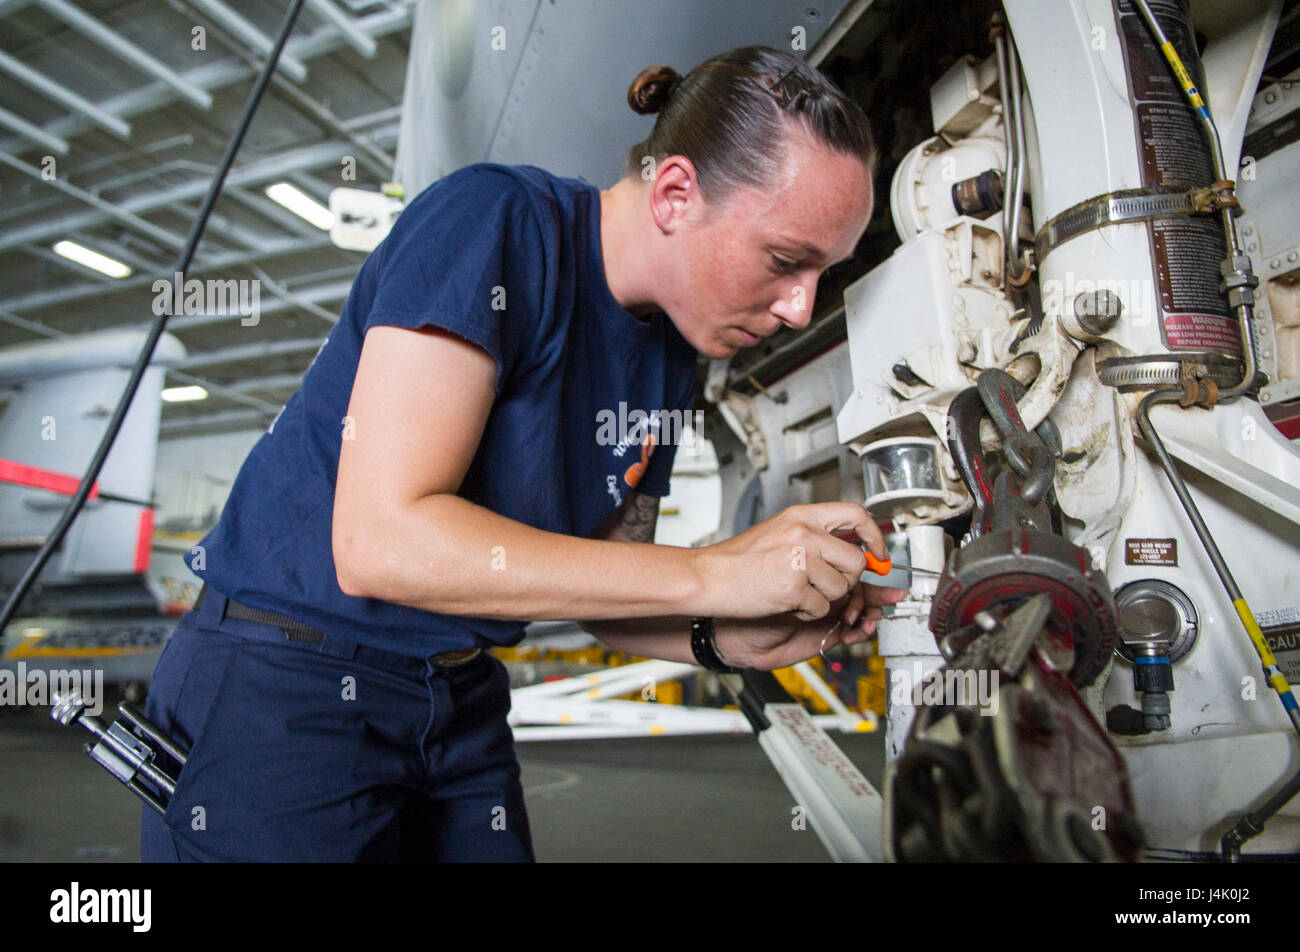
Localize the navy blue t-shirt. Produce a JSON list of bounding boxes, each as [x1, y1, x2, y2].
[[186, 163, 698, 658]]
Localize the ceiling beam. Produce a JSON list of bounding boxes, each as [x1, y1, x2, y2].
[[174, 336, 326, 371], [32, 0, 214, 110], [0, 232, 335, 314], [0, 47, 132, 138], [0, 150, 187, 250], [0, 103, 68, 154], [155, 278, 351, 333], [305, 0, 377, 58], [0, 4, 413, 157], [183, 0, 310, 81], [159, 407, 276, 437], [0, 136, 380, 253]]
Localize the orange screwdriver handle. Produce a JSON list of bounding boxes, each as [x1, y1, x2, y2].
[[864, 551, 892, 575], [833, 532, 893, 575]]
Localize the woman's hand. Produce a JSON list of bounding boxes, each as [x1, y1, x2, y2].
[[712, 579, 908, 671], [692, 502, 890, 621]]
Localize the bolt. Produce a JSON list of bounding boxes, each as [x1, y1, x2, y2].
[[1074, 289, 1123, 336]]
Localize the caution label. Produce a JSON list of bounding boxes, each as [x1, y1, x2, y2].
[[1124, 538, 1178, 566], [1262, 622, 1300, 683]]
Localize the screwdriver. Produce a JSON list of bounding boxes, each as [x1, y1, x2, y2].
[[863, 552, 944, 578], [831, 531, 944, 577]]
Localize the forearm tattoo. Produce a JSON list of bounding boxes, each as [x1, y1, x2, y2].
[[614, 492, 660, 543]]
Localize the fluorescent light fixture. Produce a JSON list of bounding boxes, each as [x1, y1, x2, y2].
[[52, 240, 132, 278], [265, 182, 335, 230], [161, 385, 208, 403]]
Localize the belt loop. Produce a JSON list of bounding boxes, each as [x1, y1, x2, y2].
[[193, 582, 228, 629], [318, 632, 358, 661]]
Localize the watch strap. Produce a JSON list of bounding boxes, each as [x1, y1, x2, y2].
[[691, 616, 741, 673]]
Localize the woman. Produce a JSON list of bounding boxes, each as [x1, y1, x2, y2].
[[141, 45, 905, 862]]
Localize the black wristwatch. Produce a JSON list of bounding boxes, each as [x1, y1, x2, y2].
[[691, 617, 742, 673]]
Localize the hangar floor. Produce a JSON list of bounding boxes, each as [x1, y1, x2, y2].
[[0, 693, 885, 862]]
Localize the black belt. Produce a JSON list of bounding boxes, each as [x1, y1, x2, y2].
[[193, 582, 483, 667]]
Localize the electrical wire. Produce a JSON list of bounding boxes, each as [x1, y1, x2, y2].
[[0, 0, 309, 634]]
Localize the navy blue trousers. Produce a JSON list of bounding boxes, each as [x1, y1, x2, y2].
[[139, 587, 534, 861]]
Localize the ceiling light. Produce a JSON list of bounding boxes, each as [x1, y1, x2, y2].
[[265, 182, 335, 230], [161, 385, 208, 403], [52, 240, 131, 278]]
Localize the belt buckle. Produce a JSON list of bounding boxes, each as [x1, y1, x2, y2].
[[431, 648, 481, 668]]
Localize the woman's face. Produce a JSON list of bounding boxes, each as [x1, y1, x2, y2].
[[655, 129, 875, 359]]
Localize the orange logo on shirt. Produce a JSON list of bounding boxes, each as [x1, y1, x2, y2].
[[624, 434, 656, 488]]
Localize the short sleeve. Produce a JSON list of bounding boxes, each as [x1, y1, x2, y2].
[[363, 165, 546, 396], [634, 349, 698, 499]]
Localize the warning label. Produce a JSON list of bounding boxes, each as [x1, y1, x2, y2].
[[1137, 102, 1213, 185], [1262, 622, 1300, 683], [1150, 219, 1238, 353], [1115, 0, 1241, 356], [1124, 538, 1178, 566], [1255, 605, 1300, 628]]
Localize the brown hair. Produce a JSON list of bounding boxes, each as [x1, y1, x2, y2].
[[624, 46, 876, 206]]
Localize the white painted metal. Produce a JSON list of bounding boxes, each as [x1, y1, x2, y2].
[[756, 703, 885, 862]]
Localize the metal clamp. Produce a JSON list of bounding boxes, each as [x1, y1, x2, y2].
[[1034, 186, 1221, 265]]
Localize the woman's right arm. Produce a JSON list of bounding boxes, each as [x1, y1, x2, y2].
[[332, 324, 887, 624]]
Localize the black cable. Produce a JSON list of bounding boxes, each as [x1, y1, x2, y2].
[[0, 0, 309, 633]]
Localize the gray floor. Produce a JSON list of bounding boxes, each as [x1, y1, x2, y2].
[[0, 692, 885, 862]]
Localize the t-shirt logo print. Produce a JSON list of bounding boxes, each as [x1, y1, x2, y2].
[[624, 433, 656, 489]]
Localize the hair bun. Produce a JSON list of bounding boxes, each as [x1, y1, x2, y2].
[[627, 65, 681, 115]]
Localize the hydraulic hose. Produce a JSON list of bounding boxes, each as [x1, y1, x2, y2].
[[992, 17, 1028, 287]]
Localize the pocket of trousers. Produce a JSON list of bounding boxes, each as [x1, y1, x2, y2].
[[154, 626, 242, 833]]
